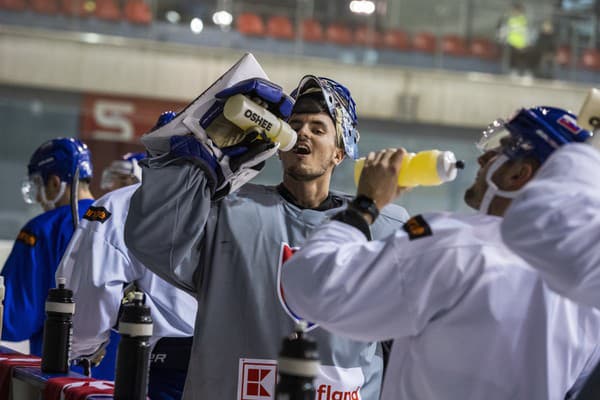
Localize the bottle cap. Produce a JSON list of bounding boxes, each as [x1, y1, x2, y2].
[[47, 278, 74, 304], [277, 323, 320, 377], [119, 292, 153, 325], [436, 151, 461, 183]]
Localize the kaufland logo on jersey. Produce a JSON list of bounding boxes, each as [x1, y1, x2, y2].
[[316, 384, 361, 400], [238, 359, 365, 400]]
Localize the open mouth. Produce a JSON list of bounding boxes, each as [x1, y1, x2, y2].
[[293, 143, 311, 155]]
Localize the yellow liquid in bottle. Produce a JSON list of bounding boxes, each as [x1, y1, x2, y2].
[[354, 150, 444, 187]]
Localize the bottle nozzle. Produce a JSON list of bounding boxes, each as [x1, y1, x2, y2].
[[455, 160, 466, 169], [56, 277, 66, 289], [294, 320, 308, 334]]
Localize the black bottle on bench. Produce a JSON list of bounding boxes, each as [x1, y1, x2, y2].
[[41, 277, 75, 373]]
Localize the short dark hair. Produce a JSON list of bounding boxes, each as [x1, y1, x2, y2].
[[291, 92, 344, 149], [292, 92, 329, 115]]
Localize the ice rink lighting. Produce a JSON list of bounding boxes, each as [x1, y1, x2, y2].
[[349, 0, 375, 14], [190, 18, 204, 34], [212, 10, 233, 26], [165, 10, 181, 24]]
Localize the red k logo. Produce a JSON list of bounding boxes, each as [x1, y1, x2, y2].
[[238, 358, 277, 400]]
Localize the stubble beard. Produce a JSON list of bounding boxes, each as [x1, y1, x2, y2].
[[285, 157, 336, 182], [285, 165, 327, 182]]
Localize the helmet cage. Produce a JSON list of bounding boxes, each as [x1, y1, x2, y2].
[[291, 75, 360, 160]]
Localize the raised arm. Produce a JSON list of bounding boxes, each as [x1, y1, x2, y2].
[[281, 215, 485, 342], [501, 143, 600, 309]]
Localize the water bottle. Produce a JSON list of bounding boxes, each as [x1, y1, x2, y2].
[[41, 277, 75, 373], [354, 149, 465, 187], [275, 321, 320, 400], [114, 292, 153, 400], [222, 94, 297, 151], [578, 88, 600, 133]]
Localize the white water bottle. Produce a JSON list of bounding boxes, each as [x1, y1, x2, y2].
[[223, 94, 297, 151]]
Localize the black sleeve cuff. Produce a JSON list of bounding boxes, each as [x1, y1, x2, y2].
[[331, 208, 372, 240]]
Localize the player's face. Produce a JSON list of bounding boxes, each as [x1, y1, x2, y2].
[[280, 112, 344, 181], [464, 148, 502, 210]]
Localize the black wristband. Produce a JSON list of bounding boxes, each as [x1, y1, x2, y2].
[[331, 208, 372, 240], [349, 195, 380, 222]]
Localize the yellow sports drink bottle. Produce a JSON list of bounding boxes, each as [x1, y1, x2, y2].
[[354, 150, 465, 187]]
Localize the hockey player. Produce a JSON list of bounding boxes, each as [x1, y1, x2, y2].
[[501, 90, 600, 310], [281, 106, 600, 400], [124, 71, 409, 398], [58, 115, 196, 398], [1, 138, 94, 357], [99, 152, 145, 193]]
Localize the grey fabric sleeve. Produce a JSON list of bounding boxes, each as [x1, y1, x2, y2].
[[124, 156, 213, 295]]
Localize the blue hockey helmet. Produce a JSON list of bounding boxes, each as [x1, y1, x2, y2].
[[27, 137, 93, 183], [290, 75, 360, 160], [477, 106, 592, 163]]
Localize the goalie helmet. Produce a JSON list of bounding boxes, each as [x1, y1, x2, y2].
[[291, 75, 360, 160]]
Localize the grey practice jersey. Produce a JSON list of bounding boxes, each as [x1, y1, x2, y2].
[[125, 160, 409, 400]]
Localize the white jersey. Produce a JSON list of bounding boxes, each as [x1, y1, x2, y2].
[[282, 212, 600, 400], [502, 143, 600, 309], [57, 184, 197, 358]]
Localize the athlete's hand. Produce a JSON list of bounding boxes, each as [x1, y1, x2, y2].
[[357, 148, 411, 210]]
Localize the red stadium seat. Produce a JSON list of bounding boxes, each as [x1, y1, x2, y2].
[[124, 0, 152, 25], [266, 15, 294, 40], [412, 31, 437, 53], [0, 0, 26, 11], [381, 29, 411, 51], [326, 23, 353, 46], [95, 0, 121, 21], [236, 12, 265, 37], [301, 19, 323, 42], [555, 45, 572, 67], [441, 34, 468, 56], [61, 0, 92, 17], [581, 48, 600, 71], [31, 0, 59, 14], [354, 26, 381, 47], [469, 37, 499, 60]]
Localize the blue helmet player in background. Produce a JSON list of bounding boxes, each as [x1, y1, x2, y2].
[[2, 138, 95, 358]]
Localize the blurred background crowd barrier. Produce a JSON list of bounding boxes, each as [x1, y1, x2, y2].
[[0, 0, 598, 241]]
